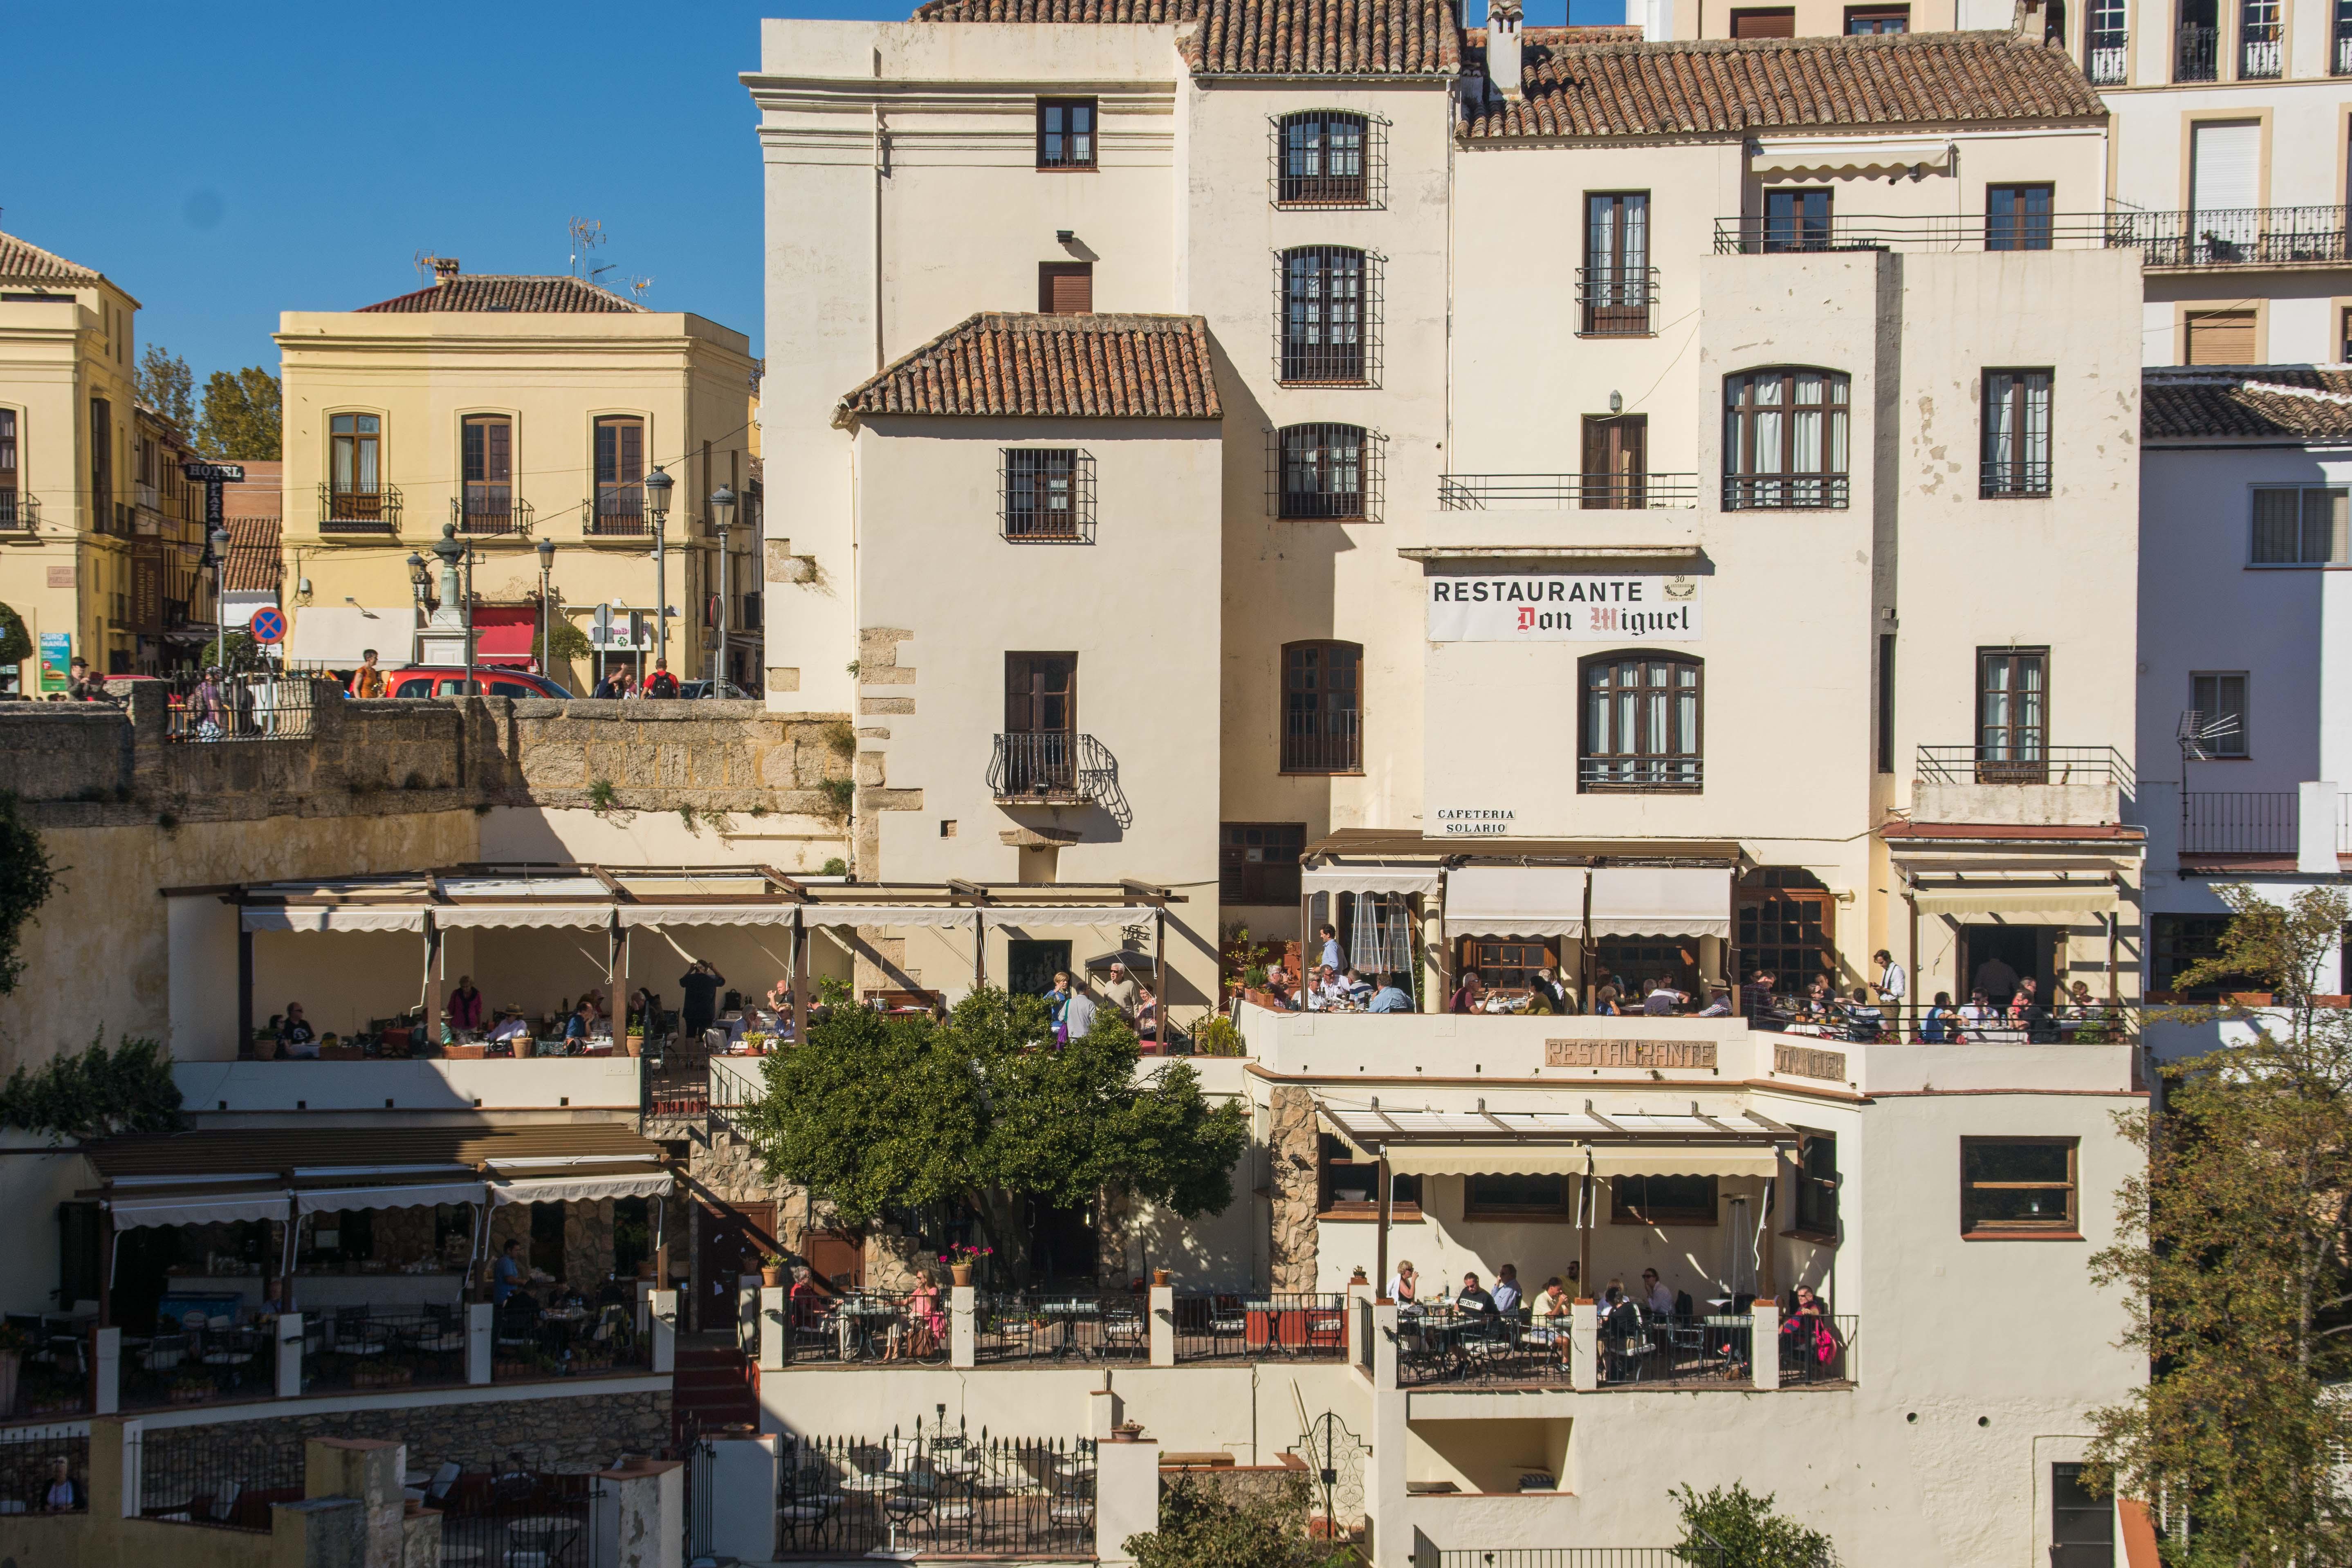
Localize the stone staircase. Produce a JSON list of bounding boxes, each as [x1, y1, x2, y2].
[[673, 1337, 758, 1443]]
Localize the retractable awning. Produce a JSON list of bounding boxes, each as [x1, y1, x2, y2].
[[490, 1164, 673, 1206], [1908, 884, 2119, 919], [1442, 866, 1588, 940], [296, 1181, 488, 1214], [106, 1188, 292, 1229], [242, 906, 426, 933], [1588, 867, 1731, 940], [432, 905, 612, 930], [1302, 864, 1443, 899], [618, 905, 801, 928], [1321, 1105, 1788, 1180]]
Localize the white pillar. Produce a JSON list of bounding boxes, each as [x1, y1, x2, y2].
[[759, 1286, 786, 1372], [636, 1279, 653, 1338], [593, 1459, 685, 1568], [467, 1304, 493, 1386], [705, 1435, 778, 1565], [92, 1327, 120, 1415], [737, 1275, 760, 1356], [1093, 1438, 1159, 1568], [274, 1315, 302, 1400], [1571, 1301, 1598, 1393], [949, 1284, 976, 1368], [2300, 781, 2341, 875], [650, 1290, 678, 1375], [1148, 1283, 1174, 1367], [1365, 1305, 1410, 1568], [1751, 1303, 1781, 1391], [1089, 1386, 1124, 1442], [117, 1419, 144, 1520], [1344, 1271, 1372, 1365]]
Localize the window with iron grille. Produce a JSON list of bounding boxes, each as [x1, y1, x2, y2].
[[1282, 641, 1361, 773], [1271, 111, 1381, 207], [1271, 424, 1378, 521], [1220, 822, 1306, 905], [1980, 369, 2052, 498], [1000, 449, 1095, 543], [460, 414, 515, 527], [1277, 247, 1377, 385], [1581, 653, 1702, 791], [1722, 368, 1849, 509], [2087, 0, 2128, 79], [1036, 99, 1096, 169]]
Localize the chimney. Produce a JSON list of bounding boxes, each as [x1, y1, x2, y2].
[[432, 257, 461, 285], [1487, 0, 1524, 100]]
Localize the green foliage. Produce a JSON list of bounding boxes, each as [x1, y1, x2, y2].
[[135, 345, 195, 431], [1127, 1476, 1352, 1568], [822, 718, 857, 759], [196, 366, 282, 460], [0, 603, 30, 670], [532, 617, 592, 669], [0, 792, 56, 993], [586, 779, 619, 814], [820, 857, 848, 877], [2088, 884, 2352, 1566], [1672, 1481, 1837, 1568], [819, 777, 856, 819], [745, 987, 1248, 1282], [1191, 1014, 1244, 1057], [0, 1031, 182, 1142]]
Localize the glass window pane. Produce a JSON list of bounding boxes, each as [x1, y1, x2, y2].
[[357, 415, 379, 434], [1964, 1142, 2069, 1184], [2253, 489, 2301, 561]]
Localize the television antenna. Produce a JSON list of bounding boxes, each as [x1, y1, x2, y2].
[[568, 217, 605, 280], [413, 249, 443, 285], [2176, 709, 2237, 764], [628, 274, 655, 300]]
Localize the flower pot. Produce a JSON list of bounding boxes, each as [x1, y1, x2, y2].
[[1110, 1422, 1145, 1444], [950, 1263, 974, 1288], [1151, 1269, 1170, 1288], [760, 1266, 785, 1288], [625, 1035, 644, 1057]]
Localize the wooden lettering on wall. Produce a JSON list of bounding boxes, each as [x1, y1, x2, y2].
[[1773, 1044, 1848, 1081], [1544, 1039, 1718, 1070]]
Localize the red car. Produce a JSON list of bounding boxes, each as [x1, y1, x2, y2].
[[379, 667, 573, 700]]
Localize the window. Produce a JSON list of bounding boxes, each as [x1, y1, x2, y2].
[[2240, 0, 2282, 77], [1582, 653, 1702, 790], [1001, 449, 1094, 543], [1459, 939, 1557, 991], [2150, 913, 2233, 998], [1722, 368, 1849, 509], [1581, 193, 1652, 336], [1793, 1132, 1838, 1238], [1276, 423, 1371, 520], [1469, 1173, 1572, 1217], [1877, 634, 1896, 774], [2177, 0, 2219, 78], [1320, 1135, 1421, 1216], [1977, 648, 2049, 781], [90, 397, 113, 526], [1221, 822, 1307, 905], [1581, 415, 1648, 508], [1845, 4, 1909, 29], [1986, 184, 2054, 251], [1959, 1137, 2078, 1236], [0, 408, 17, 525], [2086, 0, 2127, 81], [1611, 1175, 1718, 1225], [1000, 653, 1077, 797], [2051, 1464, 2115, 1568], [1280, 247, 1370, 384], [593, 415, 646, 530], [1762, 188, 1832, 252], [1730, 6, 1795, 34], [460, 414, 514, 530], [1037, 99, 1096, 169], [1282, 640, 1361, 773], [741, 591, 762, 631], [1038, 263, 1092, 315], [2336, 0, 2352, 72], [1277, 111, 1369, 206], [1981, 370, 2052, 497], [1736, 867, 1837, 994], [2342, 306, 2352, 361], [2190, 672, 2248, 756], [2185, 309, 2256, 365], [2251, 487, 2349, 565]]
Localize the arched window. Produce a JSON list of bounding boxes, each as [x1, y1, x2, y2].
[[1276, 111, 1369, 206], [1282, 641, 1361, 773], [1722, 368, 1849, 510], [1280, 246, 1369, 384], [1580, 652, 1701, 791], [1276, 424, 1369, 520]]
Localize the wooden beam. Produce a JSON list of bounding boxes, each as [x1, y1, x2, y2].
[[759, 866, 810, 901], [588, 867, 636, 902]]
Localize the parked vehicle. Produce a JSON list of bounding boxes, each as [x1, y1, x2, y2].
[[380, 667, 572, 700]]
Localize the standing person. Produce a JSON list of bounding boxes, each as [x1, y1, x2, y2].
[[1872, 948, 1908, 1009], [1971, 949, 2020, 1007], [1062, 978, 1099, 1042], [643, 661, 680, 699], [1099, 961, 1141, 1019], [593, 668, 626, 699], [349, 649, 387, 700], [66, 657, 111, 703], [192, 666, 227, 740], [1317, 923, 1342, 976], [491, 1239, 526, 1305], [447, 974, 485, 1034], [678, 959, 727, 1043], [1742, 969, 1777, 1024], [1044, 971, 1075, 1041]]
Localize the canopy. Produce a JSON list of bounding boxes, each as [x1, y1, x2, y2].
[[285, 605, 410, 669], [1442, 866, 1588, 940], [432, 905, 612, 930], [1588, 1147, 1781, 1180], [108, 1190, 292, 1229], [1587, 868, 1730, 940], [1302, 864, 1443, 899], [618, 905, 799, 929], [1322, 1104, 1790, 1182], [243, 906, 426, 934], [296, 1181, 488, 1214], [491, 1165, 674, 1206], [803, 905, 979, 929], [1910, 884, 2118, 920], [979, 908, 1143, 930], [1386, 1146, 1590, 1177], [471, 607, 538, 666], [1750, 135, 1955, 175]]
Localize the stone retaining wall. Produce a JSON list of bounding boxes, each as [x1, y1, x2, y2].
[[180, 1387, 671, 1472]]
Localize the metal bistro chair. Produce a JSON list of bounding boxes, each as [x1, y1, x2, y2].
[[1602, 1308, 1655, 1384], [778, 1451, 844, 1548], [1100, 1302, 1146, 1360]]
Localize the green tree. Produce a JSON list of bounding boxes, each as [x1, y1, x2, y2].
[[1672, 1481, 1837, 1568], [196, 366, 282, 460], [743, 987, 1248, 1282], [135, 345, 195, 431], [1126, 1475, 1352, 1568], [0, 791, 56, 994], [0, 603, 31, 669], [2087, 884, 2352, 1565], [0, 1030, 180, 1141], [532, 617, 592, 672]]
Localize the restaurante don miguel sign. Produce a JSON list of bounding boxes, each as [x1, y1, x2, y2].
[[1426, 573, 1702, 642]]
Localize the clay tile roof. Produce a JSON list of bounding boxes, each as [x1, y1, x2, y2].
[[222, 515, 283, 595], [838, 313, 1223, 420], [1461, 31, 2106, 139], [2143, 368, 2352, 442], [356, 274, 644, 314], [908, 0, 1461, 76], [0, 229, 103, 285], [913, 0, 1195, 18]]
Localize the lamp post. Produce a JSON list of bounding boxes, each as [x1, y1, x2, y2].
[[709, 485, 736, 696], [433, 524, 474, 691], [643, 466, 673, 681], [536, 538, 557, 680], [207, 525, 230, 671], [407, 552, 431, 668]]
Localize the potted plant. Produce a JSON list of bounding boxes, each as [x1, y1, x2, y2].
[[759, 1252, 787, 1288], [939, 1243, 992, 1288], [1110, 1420, 1146, 1444]]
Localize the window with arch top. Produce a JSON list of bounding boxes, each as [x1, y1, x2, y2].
[[1580, 652, 1702, 792], [1722, 368, 1848, 510]]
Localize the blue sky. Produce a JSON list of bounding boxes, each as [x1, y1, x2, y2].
[[1, 0, 1605, 388]]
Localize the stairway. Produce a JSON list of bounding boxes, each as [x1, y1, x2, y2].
[[673, 1337, 759, 1443]]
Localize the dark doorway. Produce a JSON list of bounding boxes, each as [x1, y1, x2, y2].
[[529, 1202, 564, 1281], [2050, 1463, 2114, 1567], [1958, 924, 2055, 1006], [803, 1228, 864, 1290], [1027, 1197, 1099, 1286], [1006, 939, 1073, 1001], [695, 1200, 778, 1333]]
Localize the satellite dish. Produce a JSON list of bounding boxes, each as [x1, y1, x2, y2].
[[2176, 709, 2237, 763]]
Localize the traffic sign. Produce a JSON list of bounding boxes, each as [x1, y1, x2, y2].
[[249, 607, 287, 644]]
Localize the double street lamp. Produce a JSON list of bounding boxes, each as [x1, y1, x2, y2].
[[644, 466, 673, 679], [709, 485, 736, 695]]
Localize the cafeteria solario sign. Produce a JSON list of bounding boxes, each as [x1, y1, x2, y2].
[[1427, 573, 1701, 642]]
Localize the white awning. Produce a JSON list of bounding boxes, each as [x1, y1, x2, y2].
[[432, 905, 613, 930], [1385, 1145, 1591, 1177], [801, 905, 980, 929], [1442, 866, 1588, 940], [1589, 1146, 1781, 1180], [242, 906, 427, 933], [491, 1167, 674, 1206], [1910, 884, 2119, 919], [1751, 136, 1954, 174], [285, 605, 411, 669], [1302, 864, 1443, 899], [296, 1182, 487, 1214], [978, 908, 1142, 930], [109, 1191, 292, 1229], [1588, 868, 1730, 940], [618, 905, 800, 929]]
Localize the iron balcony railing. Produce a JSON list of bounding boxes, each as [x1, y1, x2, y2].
[[1980, 459, 2052, 498], [989, 731, 1120, 805], [1580, 756, 1702, 792], [2180, 790, 2301, 856], [319, 481, 400, 533], [1574, 267, 1659, 336], [2241, 18, 2283, 77], [451, 494, 533, 537], [0, 489, 34, 530], [2176, 23, 2218, 80], [1282, 710, 1360, 774], [2086, 29, 2128, 82], [1915, 745, 2130, 788], [1714, 211, 2117, 253], [1439, 473, 1699, 509], [582, 493, 654, 537], [2108, 206, 2351, 268], [1721, 474, 1849, 510], [2338, 27, 2352, 73]]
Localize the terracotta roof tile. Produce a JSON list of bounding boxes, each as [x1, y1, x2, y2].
[[357, 274, 643, 314], [909, 0, 1461, 76], [0, 229, 102, 285], [1462, 32, 2105, 139], [222, 515, 283, 595], [839, 313, 1223, 419], [2143, 368, 2352, 442], [913, 0, 1195, 18]]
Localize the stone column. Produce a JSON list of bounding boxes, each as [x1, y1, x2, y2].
[[270, 1497, 369, 1568], [1751, 1302, 1781, 1391], [93, 1326, 119, 1414], [1571, 1301, 1598, 1393], [1093, 1436, 1158, 1568], [305, 1436, 406, 1568], [758, 1286, 786, 1372], [1267, 1086, 1320, 1294], [1344, 1270, 1372, 1366], [1147, 1282, 1174, 1367], [593, 1459, 685, 1568], [949, 1285, 976, 1368]]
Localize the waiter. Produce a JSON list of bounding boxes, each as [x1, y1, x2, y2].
[[1873, 949, 1908, 1016]]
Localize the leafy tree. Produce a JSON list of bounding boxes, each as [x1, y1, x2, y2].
[[135, 345, 195, 431], [1126, 1475, 1353, 1568], [0, 1030, 180, 1141], [532, 617, 592, 671], [0, 792, 56, 994], [2087, 884, 2352, 1565], [0, 603, 30, 669], [744, 987, 1248, 1282], [197, 366, 282, 460], [1672, 1481, 1838, 1568]]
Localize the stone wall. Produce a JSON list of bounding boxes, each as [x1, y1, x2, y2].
[[180, 1387, 671, 1472], [1267, 1087, 1319, 1294]]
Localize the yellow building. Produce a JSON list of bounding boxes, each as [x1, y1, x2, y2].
[[277, 260, 760, 691]]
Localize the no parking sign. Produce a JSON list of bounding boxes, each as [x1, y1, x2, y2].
[[249, 607, 287, 644]]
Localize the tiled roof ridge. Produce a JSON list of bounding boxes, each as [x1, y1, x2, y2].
[[0, 228, 104, 284], [909, 0, 1463, 76], [355, 273, 646, 314], [838, 311, 1223, 419], [2142, 366, 2352, 441]]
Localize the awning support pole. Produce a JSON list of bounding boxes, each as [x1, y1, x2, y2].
[[1577, 1157, 1594, 1301], [1580, 871, 1597, 1009], [238, 921, 254, 1059], [2106, 912, 2119, 1005], [98, 1210, 114, 1329], [791, 910, 809, 1049], [1154, 907, 1167, 1049], [422, 921, 442, 1045], [1907, 894, 1921, 1035], [973, 911, 985, 993], [1375, 1156, 1391, 1300]]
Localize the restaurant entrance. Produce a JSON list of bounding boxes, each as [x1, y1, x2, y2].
[[1958, 924, 2054, 1006], [695, 1200, 779, 1333]]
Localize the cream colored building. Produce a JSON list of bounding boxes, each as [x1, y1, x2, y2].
[[276, 262, 761, 690]]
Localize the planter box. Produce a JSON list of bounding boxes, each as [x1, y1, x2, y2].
[[441, 1044, 487, 1060]]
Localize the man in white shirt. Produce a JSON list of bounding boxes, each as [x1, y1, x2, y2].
[[1641, 1268, 1675, 1317], [1062, 983, 1099, 1041], [1318, 922, 1342, 975], [1490, 1264, 1524, 1315], [1874, 949, 1908, 1008], [1098, 961, 1140, 1018]]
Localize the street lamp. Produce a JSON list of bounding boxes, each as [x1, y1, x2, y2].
[[643, 466, 673, 681], [433, 523, 474, 692], [709, 485, 736, 697], [536, 538, 557, 680], [207, 525, 230, 671]]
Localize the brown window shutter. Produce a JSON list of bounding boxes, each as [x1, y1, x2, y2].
[[2185, 310, 2257, 365], [1731, 7, 1796, 35], [1039, 263, 1093, 315]]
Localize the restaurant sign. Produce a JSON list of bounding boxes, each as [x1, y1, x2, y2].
[[1427, 574, 1701, 642]]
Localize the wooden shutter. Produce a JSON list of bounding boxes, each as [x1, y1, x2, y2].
[[2186, 310, 2257, 364], [1039, 263, 1093, 315], [1732, 8, 1796, 35]]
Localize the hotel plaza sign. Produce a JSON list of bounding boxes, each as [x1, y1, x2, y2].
[[1427, 574, 1702, 642]]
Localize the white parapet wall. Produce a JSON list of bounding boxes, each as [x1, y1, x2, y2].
[[172, 1057, 643, 1114]]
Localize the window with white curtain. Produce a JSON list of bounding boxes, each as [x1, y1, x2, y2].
[[1722, 368, 1848, 509], [1581, 654, 1703, 791], [2251, 487, 2350, 565], [1981, 369, 2052, 497]]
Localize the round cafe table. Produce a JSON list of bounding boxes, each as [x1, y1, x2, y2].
[[504, 1516, 580, 1559]]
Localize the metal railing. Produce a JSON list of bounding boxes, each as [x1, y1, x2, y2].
[[1421, 1548, 1723, 1567], [2240, 18, 2283, 76], [319, 481, 400, 533], [975, 1291, 1151, 1364], [1438, 473, 1699, 509], [451, 495, 534, 537], [1759, 996, 2134, 1044], [581, 495, 654, 537], [988, 731, 1123, 812], [778, 1429, 1096, 1560], [489, 1299, 644, 1380], [302, 1305, 469, 1394], [1170, 1293, 1347, 1362], [132, 1429, 306, 1530], [0, 1427, 87, 1514], [0, 489, 34, 529], [164, 669, 318, 743], [1714, 212, 2116, 253], [1781, 1313, 1859, 1385], [2110, 205, 2350, 267], [783, 1288, 949, 1366], [2182, 790, 2298, 855], [438, 1471, 606, 1567], [2086, 32, 2128, 82], [120, 1321, 268, 1410], [2176, 22, 2218, 79], [1398, 1311, 1578, 1388], [1721, 473, 1848, 510], [2338, 27, 2352, 73], [1282, 713, 1361, 774], [1575, 267, 1659, 336], [1580, 757, 1702, 792], [1980, 459, 2051, 498], [1914, 745, 2128, 788]]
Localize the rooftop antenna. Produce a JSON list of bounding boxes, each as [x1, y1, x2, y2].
[[2176, 709, 2236, 765], [627, 274, 655, 300], [413, 249, 442, 285], [568, 217, 605, 280]]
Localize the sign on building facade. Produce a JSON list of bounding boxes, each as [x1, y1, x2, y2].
[[1427, 574, 1703, 642]]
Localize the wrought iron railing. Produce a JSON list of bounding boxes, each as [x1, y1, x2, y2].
[[1282, 711, 1360, 774], [2086, 30, 2128, 82], [438, 1471, 606, 1566], [1721, 473, 1848, 510], [1714, 212, 2116, 253], [988, 732, 1125, 819], [2176, 22, 2218, 79], [1780, 1313, 1859, 1385], [0, 489, 36, 530], [778, 1428, 1095, 1560], [1438, 472, 1699, 509], [783, 1288, 949, 1366], [319, 481, 400, 533], [1764, 996, 2134, 1044], [132, 1429, 305, 1530], [164, 669, 318, 743], [1396, 1308, 1580, 1389], [1980, 458, 2051, 498], [2240, 18, 2282, 76], [1580, 757, 1702, 792], [488, 1299, 644, 1380], [452, 494, 534, 537], [1422, 1547, 1723, 1567], [975, 1291, 1151, 1364], [301, 1305, 469, 1394], [582, 494, 655, 537], [0, 1425, 85, 1513], [1575, 267, 1659, 336], [2182, 790, 2298, 855], [1170, 1293, 1347, 1362], [1915, 745, 2128, 788], [2108, 205, 2350, 267]]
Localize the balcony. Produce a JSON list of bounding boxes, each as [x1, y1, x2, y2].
[[2240, 19, 2282, 78], [581, 496, 653, 538], [2085, 30, 2128, 83], [1580, 756, 1701, 793], [1439, 473, 1699, 510], [2108, 206, 2349, 269], [1714, 212, 2117, 254], [2179, 790, 2352, 856], [451, 495, 534, 538], [318, 482, 401, 535], [989, 731, 1127, 819], [0, 489, 34, 531], [2337, 27, 2352, 73], [1913, 745, 2128, 828], [1574, 267, 1659, 337], [2176, 23, 2218, 80]]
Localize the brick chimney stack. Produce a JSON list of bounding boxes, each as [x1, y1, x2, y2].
[[431, 256, 461, 284]]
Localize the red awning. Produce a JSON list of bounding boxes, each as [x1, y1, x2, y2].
[[474, 608, 537, 666]]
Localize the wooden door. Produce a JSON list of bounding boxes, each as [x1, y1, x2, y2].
[[1039, 263, 1093, 315], [803, 1229, 864, 1290], [1580, 415, 1647, 509], [695, 1200, 778, 1333]]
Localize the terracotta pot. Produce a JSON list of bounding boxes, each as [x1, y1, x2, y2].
[[761, 1265, 785, 1288], [950, 1263, 974, 1288], [1110, 1422, 1145, 1444], [625, 1035, 644, 1057], [1151, 1269, 1171, 1288]]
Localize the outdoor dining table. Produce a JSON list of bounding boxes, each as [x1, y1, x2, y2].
[[1037, 1299, 1101, 1359], [505, 1515, 581, 1561], [835, 1297, 902, 1360]]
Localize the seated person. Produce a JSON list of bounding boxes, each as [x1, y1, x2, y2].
[[1529, 966, 1571, 1014], [1446, 974, 1484, 1014], [1920, 990, 1956, 1043], [1530, 1277, 1572, 1324], [578, 987, 609, 1021], [276, 1003, 319, 1059], [765, 978, 792, 1014], [488, 1006, 532, 1045], [1455, 1271, 1498, 1316], [561, 999, 597, 1051], [1367, 978, 1414, 1013], [1697, 985, 1734, 1017], [1641, 979, 1688, 1016], [1490, 1264, 1524, 1315], [1843, 986, 1884, 1042], [1589, 984, 1622, 1017], [1338, 966, 1374, 1003], [1642, 1268, 1675, 1318]]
